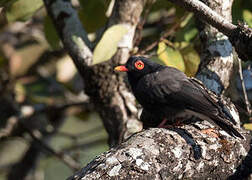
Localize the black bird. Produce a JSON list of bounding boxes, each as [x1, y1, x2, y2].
[[114, 56, 243, 139]]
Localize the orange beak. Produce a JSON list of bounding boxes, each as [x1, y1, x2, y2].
[[114, 65, 128, 72]]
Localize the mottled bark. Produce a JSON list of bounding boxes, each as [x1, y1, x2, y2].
[[83, 1, 145, 147], [195, 0, 234, 95], [229, 23, 252, 61], [43, 0, 93, 73], [68, 125, 251, 180], [43, 0, 145, 147]]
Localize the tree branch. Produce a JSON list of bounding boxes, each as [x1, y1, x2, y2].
[[82, 0, 146, 147], [195, 0, 234, 95], [167, 0, 236, 36], [43, 0, 146, 147], [166, 0, 252, 61], [43, 0, 93, 75], [68, 125, 251, 179]]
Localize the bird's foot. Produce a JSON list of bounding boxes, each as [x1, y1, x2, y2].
[[157, 118, 168, 128], [172, 118, 184, 127], [158, 118, 185, 129], [201, 128, 219, 138]]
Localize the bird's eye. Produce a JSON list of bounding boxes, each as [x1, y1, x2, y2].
[[134, 60, 144, 70]]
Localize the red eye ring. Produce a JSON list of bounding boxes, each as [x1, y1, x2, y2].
[[134, 60, 144, 70]]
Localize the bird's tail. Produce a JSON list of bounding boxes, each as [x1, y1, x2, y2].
[[212, 116, 244, 139], [185, 109, 244, 139]]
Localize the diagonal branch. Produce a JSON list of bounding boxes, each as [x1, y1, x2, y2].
[[166, 0, 252, 61], [43, 0, 93, 75], [167, 0, 236, 36]]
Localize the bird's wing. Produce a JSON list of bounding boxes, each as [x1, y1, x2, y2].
[[139, 67, 243, 138], [138, 67, 218, 114]]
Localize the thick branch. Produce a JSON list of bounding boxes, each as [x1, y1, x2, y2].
[[43, 0, 145, 147], [43, 0, 93, 75], [167, 0, 236, 36], [195, 0, 234, 95], [166, 0, 252, 61], [83, 0, 145, 147], [68, 125, 251, 180]]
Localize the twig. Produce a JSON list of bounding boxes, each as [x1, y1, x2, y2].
[[238, 59, 252, 116], [134, 0, 156, 47], [137, 13, 188, 55], [0, 116, 18, 139], [60, 138, 107, 152], [20, 122, 81, 171], [56, 126, 103, 140]]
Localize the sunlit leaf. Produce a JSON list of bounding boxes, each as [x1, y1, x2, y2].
[[44, 16, 61, 50], [157, 41, 185, 72], [244, 123, 252, 131], [15, 82, 26, 103], [243, 9, 252, 27], [180, 43, 200, 77], [93, 24, 128, 65], [6, 0, 43, 22]]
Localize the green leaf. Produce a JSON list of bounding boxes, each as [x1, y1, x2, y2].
[[243, 9, 252, 27], [0, 54, 7, 67], [6, 0, 43, 22], [78, 0, 109, 33], [157, 41, 185, 72], [244, 123, 252, 131], [0, 0, 18, 7], [93, 24, 128, 65], [44, 16, 61, 50], [175, 14, 198, 42], [180, 43, 200, 77], [149, 0, 173, 12]]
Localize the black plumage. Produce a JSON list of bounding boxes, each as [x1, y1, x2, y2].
[[114, 56, 243, 138]]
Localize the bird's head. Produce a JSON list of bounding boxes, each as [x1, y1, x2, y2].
[[114, 56, 162, 80]]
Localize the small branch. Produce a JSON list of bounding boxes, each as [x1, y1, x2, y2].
[[238, 59, 252, 116], [61, 138, 107, 152], [134, 0, 156, 47], [20, 122, 81, 171], [0, 116, 18, 139], [137, 13, 188, 55], [0, 101, 91, 139], [56, 126, 103, 140]]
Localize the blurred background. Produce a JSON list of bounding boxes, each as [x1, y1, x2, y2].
[[0, 0, 251, 179]]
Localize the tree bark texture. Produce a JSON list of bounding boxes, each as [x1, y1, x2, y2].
[[195, 0, 234, 95], [83, 0, 146, 147], [43, 0, 146, 147], [68, 125, 251, 180]]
